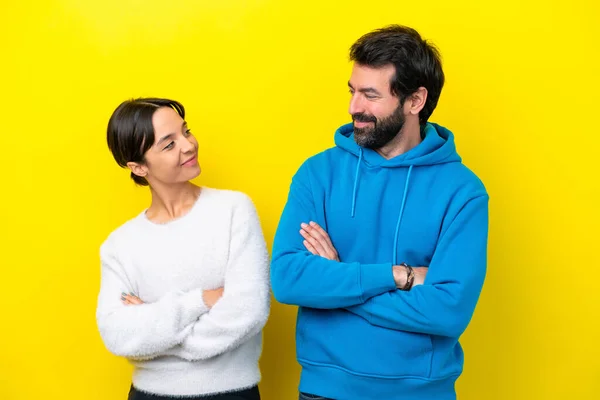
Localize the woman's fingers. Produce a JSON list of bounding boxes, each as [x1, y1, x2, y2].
[[121, 292, 143, 305]]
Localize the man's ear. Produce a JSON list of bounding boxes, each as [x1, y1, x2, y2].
[[405, 86, 428, 117]]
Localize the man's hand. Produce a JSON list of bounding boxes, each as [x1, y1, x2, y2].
[[392, 265, 429, 289], [300, 221, 429, 290], [202, 288, 224, 308], [300, 221, 340, 261]]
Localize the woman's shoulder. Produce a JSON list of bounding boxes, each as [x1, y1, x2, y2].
[[199, 187, 262, 228], [99, 213, 146, 257], [201, 187, 256, 210]]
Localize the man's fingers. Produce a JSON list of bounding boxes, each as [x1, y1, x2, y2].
[[301, 223, 333, 255], [304, 222, 338, 260], [309, 221, 334, 247], [301, 222, 329, 245], [301, 229, 326, 255], [300, 228, 327, 256], [303, 240, 318, 255]]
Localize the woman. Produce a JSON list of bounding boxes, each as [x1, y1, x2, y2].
[[96, 98, 270, 400]]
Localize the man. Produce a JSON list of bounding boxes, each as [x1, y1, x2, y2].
[[271, 25, 488, 400]]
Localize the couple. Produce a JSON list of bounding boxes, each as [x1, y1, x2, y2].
[[96, 25, 489, 400]]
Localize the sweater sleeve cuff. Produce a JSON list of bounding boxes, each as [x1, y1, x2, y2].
[[359, 262, 396, 301], [179, 288, 210, 325]]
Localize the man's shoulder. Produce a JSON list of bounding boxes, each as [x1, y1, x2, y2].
[[299, 146, 346, 173], [436, 162, 488, 203]]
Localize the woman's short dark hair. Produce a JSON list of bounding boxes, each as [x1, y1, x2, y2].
[[106, 98, 185, 186], [349, 25, 445, 125]]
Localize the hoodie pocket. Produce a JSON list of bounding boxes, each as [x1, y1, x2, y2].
[[297, 308, 433, 378]]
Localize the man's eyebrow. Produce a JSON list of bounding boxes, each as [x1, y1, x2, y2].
[[348, 82, 381, 95]]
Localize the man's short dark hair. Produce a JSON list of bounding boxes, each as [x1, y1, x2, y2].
[[350, 25, 445, 124]]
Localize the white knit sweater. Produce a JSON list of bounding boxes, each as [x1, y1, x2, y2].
[[96, 187, 271, 397]]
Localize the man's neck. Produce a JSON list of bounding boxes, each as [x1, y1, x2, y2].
[[376, 120, 423, 160]]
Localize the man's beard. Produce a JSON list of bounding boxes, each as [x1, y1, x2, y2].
[[352, 104, 405, 149]]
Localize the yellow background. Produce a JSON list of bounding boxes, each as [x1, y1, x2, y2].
[[1, 0, 598, 399]]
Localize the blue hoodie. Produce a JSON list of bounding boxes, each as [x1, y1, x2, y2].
[[271, 122, 489, 400]]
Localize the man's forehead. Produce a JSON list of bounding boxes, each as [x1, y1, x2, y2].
[[349, 64, 395, 91], [351, 63, 394, 79]]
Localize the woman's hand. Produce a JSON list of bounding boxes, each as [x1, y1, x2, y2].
[[300, 221, 340, 261], [202, 288, 224, 308], [121, 292, 144, 305], [121, 288, 224, 309]]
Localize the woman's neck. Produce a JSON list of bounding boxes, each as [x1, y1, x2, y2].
[[145, 182, 202, 223]]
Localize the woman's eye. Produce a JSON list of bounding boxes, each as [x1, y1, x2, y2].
[[164, 142, 175, 150]]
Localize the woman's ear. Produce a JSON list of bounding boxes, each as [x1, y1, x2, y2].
[[126, 161, 148, 179]]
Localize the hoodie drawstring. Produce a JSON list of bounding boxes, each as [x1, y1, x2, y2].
[[350, 148, 363, 218], [350, 151, 413, 265], [392, 165, 413, 265]]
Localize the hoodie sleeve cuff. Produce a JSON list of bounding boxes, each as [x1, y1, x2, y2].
[[359, 262, 396, 302]]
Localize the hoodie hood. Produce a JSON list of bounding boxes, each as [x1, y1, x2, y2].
[[335, 122, 463, 265], [334, 122, 462, 167]]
